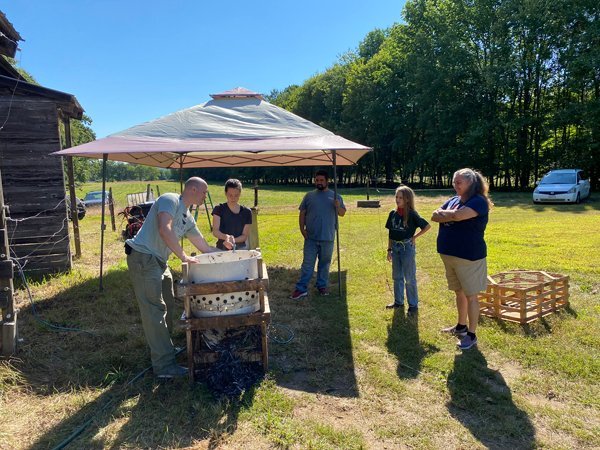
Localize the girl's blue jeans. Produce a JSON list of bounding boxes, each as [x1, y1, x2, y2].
[[391, 239, 419, 307]]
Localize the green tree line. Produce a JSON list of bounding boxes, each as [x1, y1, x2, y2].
[[266, 0, 599, 189], [12, 0, 600, 190]]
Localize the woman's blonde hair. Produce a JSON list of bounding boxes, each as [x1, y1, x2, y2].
[[395, 185, 416, 226], [453, 168, 493, 207]]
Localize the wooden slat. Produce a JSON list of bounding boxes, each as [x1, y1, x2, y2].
[[180, 310, 270, 330], [5, 185, 66, 196], [8, 233, 70, 244], [194, 351, 263, 364], [11, 241, 71, 255], [11, 256, 71, 273], [7, 219, 68, 235], [177, 278, 268, 297]]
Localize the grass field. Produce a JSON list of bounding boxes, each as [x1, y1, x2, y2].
[[1, 181, 599, 449]]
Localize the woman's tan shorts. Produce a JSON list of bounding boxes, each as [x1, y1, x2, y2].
[[440, 254, 487, 296]]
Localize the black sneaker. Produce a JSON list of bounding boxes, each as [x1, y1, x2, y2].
[[407, 306, 419, 315], [385, 303, 404, 309], [441, 325, 468, 337]]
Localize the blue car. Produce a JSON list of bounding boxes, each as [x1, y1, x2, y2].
[[83, 190, 110, 207]]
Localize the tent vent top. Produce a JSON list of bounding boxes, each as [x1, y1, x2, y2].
[[211, 87, 263, 100]]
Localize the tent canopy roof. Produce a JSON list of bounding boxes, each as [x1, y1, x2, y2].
[[54, 87, 371, 168]]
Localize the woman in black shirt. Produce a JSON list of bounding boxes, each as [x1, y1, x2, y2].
[[211, 179, 253, 250]]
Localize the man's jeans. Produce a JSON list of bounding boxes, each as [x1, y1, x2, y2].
[[296, 238, 335, 292], [391, 239, 419, 307]]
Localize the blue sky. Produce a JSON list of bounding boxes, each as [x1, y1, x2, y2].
[[3, 1, 405, 138]]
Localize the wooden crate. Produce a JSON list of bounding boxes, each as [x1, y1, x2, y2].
[[479, 270, 569, 324], [178, 257, 270, 382]]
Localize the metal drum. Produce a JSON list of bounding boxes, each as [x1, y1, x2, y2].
[[188, 250, 261, 318]]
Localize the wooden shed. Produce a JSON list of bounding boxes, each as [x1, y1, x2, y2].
[[0, 16, 84, 274]]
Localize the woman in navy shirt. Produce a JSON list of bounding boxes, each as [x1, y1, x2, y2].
[[431, 168, 493, 350]]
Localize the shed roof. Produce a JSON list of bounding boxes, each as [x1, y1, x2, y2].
[[0, 11, 22, 58], [0, 74, 83, 119]]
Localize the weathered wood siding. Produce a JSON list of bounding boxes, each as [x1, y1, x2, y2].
[[0, 91, 72, 274]]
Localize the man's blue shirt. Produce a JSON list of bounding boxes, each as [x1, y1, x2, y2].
[[299, 189, 345, 241]]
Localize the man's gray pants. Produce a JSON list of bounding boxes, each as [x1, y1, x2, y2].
[[127, 250, 176, 373]]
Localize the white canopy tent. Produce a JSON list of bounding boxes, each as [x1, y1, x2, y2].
[[56, 87, 370, 168], [55, 88, 372, 291]]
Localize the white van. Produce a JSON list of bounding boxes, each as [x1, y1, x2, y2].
[[533, 169, 591, 204]]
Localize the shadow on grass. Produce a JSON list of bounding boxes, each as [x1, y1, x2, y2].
[[266, 266, 358, 397], [17, 262, 359, 447], [15, 269, 257, 449], [29, 377, 255, 449], [481, 305, 576, 338], [447, 348, 536, 449], [386, 308, 440, 379]]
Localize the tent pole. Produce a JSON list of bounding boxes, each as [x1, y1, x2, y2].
[[179, 157, 183, 193], [179, 157, 184, 248], [99, 153, 108, 292], [332, 151, 342, 297]]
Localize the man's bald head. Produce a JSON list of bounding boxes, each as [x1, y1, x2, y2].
[[184, 177, 207, 191], [182, 177, 208, 206]]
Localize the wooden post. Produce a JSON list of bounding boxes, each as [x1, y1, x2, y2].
[[182, 263, 194, 382], [0, 169, 17, 356], [519, 291, 527, 324], [257, 253, 264, 311], [108, 188, 116, 232], [156, 185, 161, 197], [62, 118, 82, 259], [248, 208, 259, 250], [256, 254, 268, 371], [146, 184, 151, 201], [254, 180, 258, 207], [261, 317, 269, 371]]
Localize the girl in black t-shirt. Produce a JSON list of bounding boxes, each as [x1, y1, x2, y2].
[[385, 186, 431, 312]]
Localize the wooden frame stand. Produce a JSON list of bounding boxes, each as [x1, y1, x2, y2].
[[479, 270, 569, 324], [178, 257, 270, 382]]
